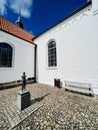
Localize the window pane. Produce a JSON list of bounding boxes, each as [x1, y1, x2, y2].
[[48, 41, 57, 67], [0, 43, 12, 67]]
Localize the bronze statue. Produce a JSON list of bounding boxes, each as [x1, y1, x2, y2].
[[22, 72, 26, 91]]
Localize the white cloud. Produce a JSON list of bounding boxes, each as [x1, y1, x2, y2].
[[0, 0, 7, 15], [9, 0, 33, 18], [0, 0, 33, 18]]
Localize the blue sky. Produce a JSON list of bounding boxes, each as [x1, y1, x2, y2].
[[0, 0, 87, 36]]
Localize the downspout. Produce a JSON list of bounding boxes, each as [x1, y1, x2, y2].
[[34, 44, 37, 83]]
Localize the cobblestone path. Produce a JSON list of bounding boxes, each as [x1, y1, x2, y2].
[[0, 83, 98, 130]]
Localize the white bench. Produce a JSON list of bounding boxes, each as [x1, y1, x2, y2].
[[64, 81, 94, 96]]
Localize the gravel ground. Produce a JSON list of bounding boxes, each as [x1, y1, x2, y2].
[[0, 83, 98, 130]]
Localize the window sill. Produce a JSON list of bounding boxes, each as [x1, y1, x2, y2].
[[46, 67, 58, 70], [0, 67, 14, 70]]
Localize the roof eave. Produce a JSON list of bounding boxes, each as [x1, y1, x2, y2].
[[0, 29, 36, 46]]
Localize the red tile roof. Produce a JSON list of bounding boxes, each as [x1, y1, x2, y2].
[[0, 16, 35, 43]]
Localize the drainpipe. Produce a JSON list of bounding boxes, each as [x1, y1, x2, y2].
[[34, 44, 37, 83]]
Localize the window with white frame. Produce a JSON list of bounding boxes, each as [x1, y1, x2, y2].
[[48, 41, 57, 67], [0, 43, 13, 67]]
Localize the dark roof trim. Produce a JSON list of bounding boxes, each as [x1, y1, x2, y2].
[[33, 0, 92, 40], [0, 29, 36, 46]]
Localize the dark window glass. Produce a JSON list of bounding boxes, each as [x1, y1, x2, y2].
[[0, 43, 12, 67], [48, 41, 57, 67]]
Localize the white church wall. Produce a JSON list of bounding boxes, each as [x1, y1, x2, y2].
[[0, 31, 35, 83], [34, 0, 98, 94]]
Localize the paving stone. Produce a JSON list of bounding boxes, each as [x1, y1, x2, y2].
[[0, 83, 98, 130]]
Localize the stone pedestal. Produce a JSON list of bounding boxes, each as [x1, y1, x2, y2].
[[17, 90, 30, 111]]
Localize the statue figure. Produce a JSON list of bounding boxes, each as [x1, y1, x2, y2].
[[22, 72, 26, 91]]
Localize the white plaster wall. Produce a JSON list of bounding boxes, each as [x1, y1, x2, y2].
[[0, 31, 35, 83], [34, 0, 98, 94]]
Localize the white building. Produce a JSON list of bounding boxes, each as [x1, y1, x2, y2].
[[0, 0, 98, 94], [0, 16, 36, 83]]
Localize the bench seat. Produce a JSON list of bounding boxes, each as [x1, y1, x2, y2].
[[64, 81, 94, 96]]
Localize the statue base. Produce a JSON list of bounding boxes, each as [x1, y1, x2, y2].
[[17, 90, 31, 111]]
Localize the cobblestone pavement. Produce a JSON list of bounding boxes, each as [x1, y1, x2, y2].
[[0, 83, 98, 130]]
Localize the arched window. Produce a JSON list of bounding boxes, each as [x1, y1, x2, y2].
[[0, 43, 13, 67], [48, 41, 57, 67]]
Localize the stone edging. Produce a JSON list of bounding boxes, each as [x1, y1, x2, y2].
[[4, 102, 43, 129]]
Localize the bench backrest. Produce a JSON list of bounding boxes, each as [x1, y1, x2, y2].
[[64, 80, 94, 95]]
